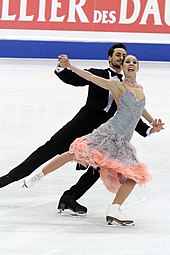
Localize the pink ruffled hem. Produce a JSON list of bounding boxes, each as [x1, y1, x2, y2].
[[100, 161, 151, 193], [69, 137, 152, 193]]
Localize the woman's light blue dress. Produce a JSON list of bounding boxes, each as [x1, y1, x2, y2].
[[69, 88, 151, 193]]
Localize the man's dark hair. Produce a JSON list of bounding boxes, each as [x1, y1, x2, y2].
[[108, 43, 127, 57]]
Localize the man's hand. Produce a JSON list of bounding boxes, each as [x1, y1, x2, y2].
[[58, 54, 70, 68], [150, 119, 164, 134]]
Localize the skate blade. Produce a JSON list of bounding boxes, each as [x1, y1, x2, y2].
[[106, 216, 135, 227], [106, 221, 135, 227], [57, 209, 87, 217]]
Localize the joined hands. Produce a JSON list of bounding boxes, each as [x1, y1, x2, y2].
[[150, 119, 164, 134], [58, 54, 70, 68]]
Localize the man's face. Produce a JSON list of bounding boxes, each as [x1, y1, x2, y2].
[[109, 48, 127, 70]]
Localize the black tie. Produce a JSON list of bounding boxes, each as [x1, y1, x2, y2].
[[108, 68, 123, 81]]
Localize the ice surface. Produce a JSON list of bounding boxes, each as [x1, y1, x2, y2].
[[0, 58, 170, 255]]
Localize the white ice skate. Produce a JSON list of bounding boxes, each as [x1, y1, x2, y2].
[[106, 204, 135, 226], [22, 171, 44, 188]]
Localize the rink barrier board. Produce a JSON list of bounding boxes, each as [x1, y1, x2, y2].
[[0, 40, 169, 61]]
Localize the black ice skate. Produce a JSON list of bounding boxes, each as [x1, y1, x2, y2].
[[57, 192, 87, 216]]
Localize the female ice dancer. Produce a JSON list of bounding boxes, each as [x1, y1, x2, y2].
[[23, 55, 164, 226]]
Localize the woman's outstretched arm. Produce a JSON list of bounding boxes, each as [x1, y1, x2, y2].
[[69, 63, 121, 92], [60, 56, 122, 94]]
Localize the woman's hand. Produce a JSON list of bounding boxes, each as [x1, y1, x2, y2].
[[150, 119, 164, 133], [58, 54, 70, 68]]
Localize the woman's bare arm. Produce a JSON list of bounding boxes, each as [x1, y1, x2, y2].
[[142, 108, 154, 124], [142, 108, 164, 133], [69, 63, 121, 93], [59, 55, 123, 94]]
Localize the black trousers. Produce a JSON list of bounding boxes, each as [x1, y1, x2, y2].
[[69, 166, 100, 200], [8, 106, 108, 196]]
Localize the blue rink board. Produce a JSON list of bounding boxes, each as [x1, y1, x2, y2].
[[0, 40, 169, 61]]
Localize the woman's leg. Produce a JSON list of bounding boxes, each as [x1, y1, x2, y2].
[[42, 152, 74, 175], [23, 152, 74, 188], [112, 178, 136, 205], [106, 179, 136, 225]]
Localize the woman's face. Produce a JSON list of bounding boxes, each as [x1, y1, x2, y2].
[[123, 55, 139, 78]]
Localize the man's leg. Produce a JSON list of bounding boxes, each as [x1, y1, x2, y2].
[[0, 141, 62, 187], [57, 166, 100, 214], [0, 126, 75, 187], [0, 107, 102, 188], [0, 109, 92, 187], [0, 108, 105, 214]]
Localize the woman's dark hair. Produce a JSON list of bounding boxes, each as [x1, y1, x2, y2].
[[108, 43, 127, 57]]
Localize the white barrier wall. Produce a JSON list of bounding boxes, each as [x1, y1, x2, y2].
[[0, 0, 170, 61]]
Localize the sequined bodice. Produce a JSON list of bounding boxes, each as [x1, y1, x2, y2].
[[107, 89, 145, 141]]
